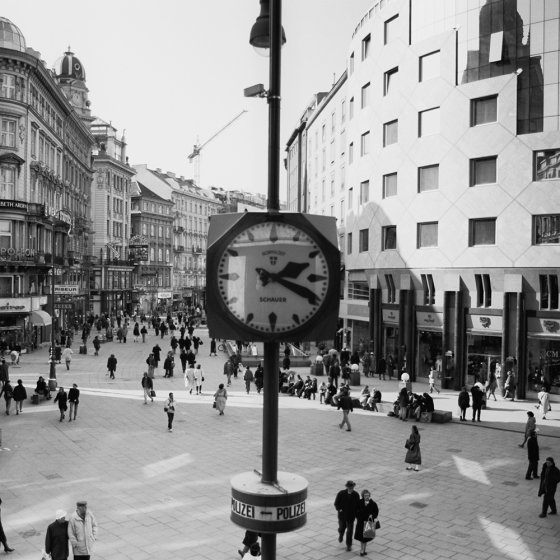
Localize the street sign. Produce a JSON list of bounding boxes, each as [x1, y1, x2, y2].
[[54, 285, 80, 295], [54, 302, 74, 310]]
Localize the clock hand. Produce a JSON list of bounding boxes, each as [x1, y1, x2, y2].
[[275, 262, 310, 279], [274, 277, 319, 305], [255, 268, 271, 287]]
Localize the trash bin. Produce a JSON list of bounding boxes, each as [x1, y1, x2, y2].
[[350, 369, 361, 386], [48, 378, 58, 391], [310, 363, 324, 376], [54, 346, 62, 363]]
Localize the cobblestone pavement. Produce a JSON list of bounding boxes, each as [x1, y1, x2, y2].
[[0, 326, 559, 560]]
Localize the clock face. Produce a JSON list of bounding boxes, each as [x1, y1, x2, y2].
[[217, 221, 330, 334]]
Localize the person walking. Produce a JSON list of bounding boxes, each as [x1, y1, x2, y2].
[[164, 392, 176, 432], [243, 366, 254, 395], [121, 323, 128, 344], [0, 359, 9, 388], [12, 379, 27, 415], [238, 530, 260, 558], [254, 363, 264, 394], [398, 386, 409, 421], [163, 352, 175, 378], [0, 380, 14, 416], [68, 500, 97, 559], [185, 363, 196, 394], [428, 367, 440, 394], [140, 324, 148, 343], [133, 322, 140, 343], [194, 364, 203, 395], [504, 370, 516, 401], [62, 346, 73, 370], [486, 369, 498, 401], [519, 411, 537, 447], [54, 387, 68, 422], [106, 354, 117, 379], [68, 384, 80, 422], [224, 358, 233, 386], [210, 337, 217, 356], [354, 489, 379, 557], [146, 353, 156, 378], [334, 480, 360, 552], [141, 372, 154, 404], [458, 386, 470, 421], [405, 425, 422, 471], [538, 457, 560, 517], [525, 430, 540, 480], [214, 383, 228, 415], [537, 387, 551, 420], [471, 384, 483, 422], [45, 509, 69, 560], [0, 498, 14, 553], [337, 386, 353, 431], [92, 336, 101, 356]]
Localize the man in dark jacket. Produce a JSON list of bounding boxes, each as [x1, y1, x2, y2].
[[54, 387, 68, 422], [45, 509, 69, 560], [106, 354, 117, 379], [334, 480, 360, 551], [471, 384, 483, 422], [525, 430, 540, 480], [538, 456, 560, 517], [68, 384, 80, 422], [337, 387, 353, 432]]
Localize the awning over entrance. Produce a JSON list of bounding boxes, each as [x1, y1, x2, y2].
[[31, 310, 52, 326]]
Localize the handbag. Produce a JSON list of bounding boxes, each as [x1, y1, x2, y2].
[[405, 439, 410, 449], [202, 376, 205, 382], [212, 401, 216, 409], [363, 516, 376, 539], [375, 519, 381, 529], [150, 389, 156, 397]]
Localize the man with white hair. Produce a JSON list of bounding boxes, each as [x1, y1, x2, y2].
[[45, 509, 69, 560]]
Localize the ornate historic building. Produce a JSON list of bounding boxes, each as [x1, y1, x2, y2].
[[0, 18, 94, 348]]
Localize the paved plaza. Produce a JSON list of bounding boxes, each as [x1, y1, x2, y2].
[[1, 327, 559, 560]]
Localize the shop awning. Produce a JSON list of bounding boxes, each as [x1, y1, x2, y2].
[[31, 310, 52, 326]]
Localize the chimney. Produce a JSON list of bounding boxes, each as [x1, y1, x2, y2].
[[167, 171, 176, 178]]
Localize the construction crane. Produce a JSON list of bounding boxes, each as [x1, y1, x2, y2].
[[187, 110, 247, 186]]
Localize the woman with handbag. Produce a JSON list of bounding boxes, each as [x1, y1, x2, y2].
[[214, 383, 228, 415], [353, 489, 379, 557], [405, 425, 422, 471]]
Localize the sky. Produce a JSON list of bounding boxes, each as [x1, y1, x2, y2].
[[2, 0, 373, 199]]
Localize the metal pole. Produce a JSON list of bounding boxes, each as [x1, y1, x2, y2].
[[261, 1, 282, 558], [50, 226, 56, 379]]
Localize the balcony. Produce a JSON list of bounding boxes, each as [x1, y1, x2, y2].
[[174, 245, 185, 253], [174, 226, 185, 234], [192, 247, 202, 254]]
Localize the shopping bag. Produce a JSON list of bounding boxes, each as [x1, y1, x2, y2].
[[363, 517, 376, 539]]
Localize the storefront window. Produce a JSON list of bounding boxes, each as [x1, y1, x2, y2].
[[467, 334, 502, 385], [527, 337, 560, 394], [417, 331, 442, 378]]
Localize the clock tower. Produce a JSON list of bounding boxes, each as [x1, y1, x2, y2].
[[55, 48, 94, 125]]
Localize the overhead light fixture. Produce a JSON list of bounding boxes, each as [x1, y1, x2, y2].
[[249, 0, 286, 56]]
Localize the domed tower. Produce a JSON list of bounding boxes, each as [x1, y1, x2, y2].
[[0, 16, 27, 52], [55, 48, 93, 124]]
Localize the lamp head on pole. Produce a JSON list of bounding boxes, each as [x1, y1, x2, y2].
[[249, 0, 286, 56]]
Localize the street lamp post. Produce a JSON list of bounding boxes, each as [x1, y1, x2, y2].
[[49, 227, 57, 380]]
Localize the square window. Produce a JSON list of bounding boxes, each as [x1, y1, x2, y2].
[[360, 180, 369, 204], [419, 107, 440, 137], [534, 214, 560, 244], [359, 229, 369, 252], [471, 95, 497, 126], [384, 67, 398, 95], [534, 149, 560, 180], [419, 50, 440, 82], [384, 15, 399, 45], [470, 156, 497, 186], [383, 120, 398, 146], [383, 173, 397, 197], [417, 222, 438, 248], [469, 218, 496, 246], [418, 164, 439, 192], [382, 225, 397, 250]]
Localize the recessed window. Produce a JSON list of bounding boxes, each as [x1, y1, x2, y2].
[[534, 149, 560, 180], [361, 82, 370, 108], [384, 15, 399, 45], [475, 273, 492, 307], [419, 50, 440, 82], [348, 187, 353, 208], [360, 131, 370, 156], [383, 173, 397, 198], [383, 120, 398, 146], [347, 232, 353, 255], [382, 225, 397, 250], [470, 156, 497, 186], [0, 74, 16, 99], [534, 214, 560, 244], [341, 100, 346, 124], [349, 52, 355, 75], [384, 67, 398, 96], [362, 34, 371, 60], [349, 142, 354, 165], [418, 164, 439, 192], [469, 218, 496, 246], [421, 273, 436, 305], [417, 222, 438, 248], [0, 117, 16, 148], [359, 229, 369, 252], [540, 274, 559, 310], [419, 107, 440, 137], [471, 95, 497, 126], [0, 167, 15, 198], [340, 200, 345, 224], [359, 180, 369, 204]]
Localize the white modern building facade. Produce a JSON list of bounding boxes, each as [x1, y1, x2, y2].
[[289, 0, 560, 397]]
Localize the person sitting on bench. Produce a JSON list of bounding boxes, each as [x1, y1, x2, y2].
[[35, 376, 51, 399]]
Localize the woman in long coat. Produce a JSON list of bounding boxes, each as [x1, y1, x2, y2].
[[354, 489, 379, 557], [214, 383, 228, 415], [405, 425, 422, 471]]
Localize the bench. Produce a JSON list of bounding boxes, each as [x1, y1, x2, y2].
[[431, 409, 452, 423]]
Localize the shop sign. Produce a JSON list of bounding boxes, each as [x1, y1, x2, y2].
[[416, 311, 443, 329], [54, 285, 79, 295], [466, 314, 503, 332], [528, 317, 560, 336], [0, 200, 28, 211], [55, 302, 75, 310], [158, 292, 172, 299], [382, 309, 399, 324], [0, 298, 31, 313], [0, 247, 36, 262]]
